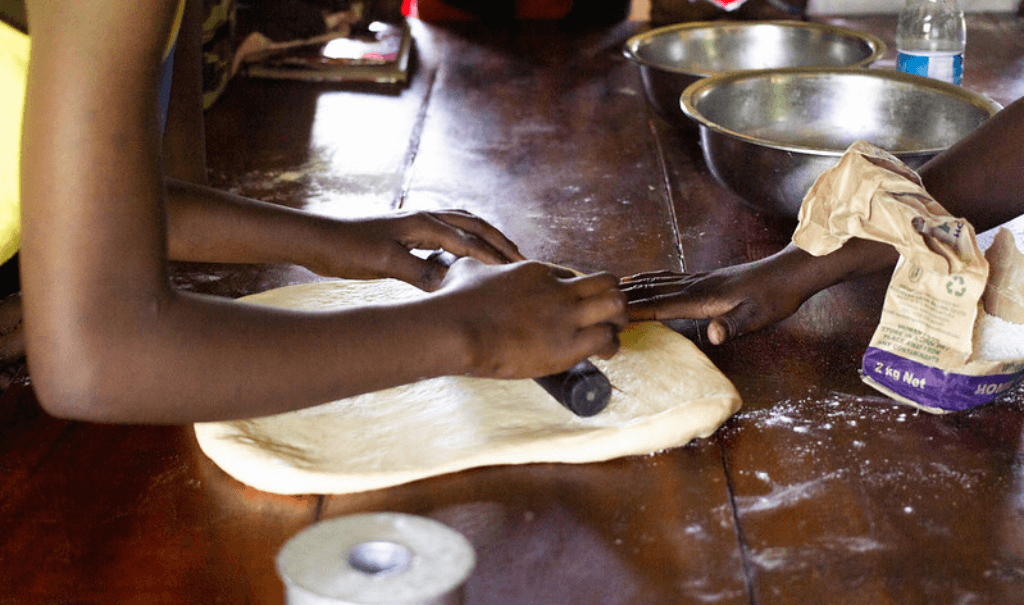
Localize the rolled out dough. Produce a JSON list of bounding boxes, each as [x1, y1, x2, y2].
[[194, 279, 742, 495]]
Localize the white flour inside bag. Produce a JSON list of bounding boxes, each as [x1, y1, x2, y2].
[[975, 313, 1024, 361], [975, 226, 1024, 361]]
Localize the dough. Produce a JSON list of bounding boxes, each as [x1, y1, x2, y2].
[[194, 279, 742, 495]]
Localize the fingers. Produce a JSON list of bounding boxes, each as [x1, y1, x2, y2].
[[619, 269, 684, 284], [627, 279, 768, 345], [422, 211, 525, 264], [627, 294, 710, 322], [573, 322, 621, 361], [521, 266, 626, 333], [706, 313, 745, 346], [545, 288, 622, 367], [621, 270, 758, 344], [377, 244, 452, 292], [620, 271, 703, 300], [707, 293, 783, 345], [442, 259, 626, 371], [621, 270, 739, 324], [556, 271, 626, 363], [594, 324, 621, 359], [567, 270, 618, 296], [625, 286, 713, 322], [571, 274, 628, 331]]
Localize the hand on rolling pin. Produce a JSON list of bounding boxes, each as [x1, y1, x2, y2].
[[622, 250, 818, 345], [301, 210, 524, 291], [435, 258, 627, 380]]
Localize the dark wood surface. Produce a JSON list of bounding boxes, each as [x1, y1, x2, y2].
[[3, 13, 1024, 605]]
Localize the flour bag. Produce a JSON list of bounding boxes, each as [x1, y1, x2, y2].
[[792, 140, 1024, 413]]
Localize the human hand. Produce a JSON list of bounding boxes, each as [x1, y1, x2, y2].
[[621, 257, 813, 345], [435, 258, 627, 379], [308, 210, 525, 291]]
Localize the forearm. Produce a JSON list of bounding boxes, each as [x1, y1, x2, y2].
[[774, 237, 900, 293], [165, 178, 528, 288], [165, 177, 331, 267], [28, 286, 471, 424], [26, 257, 627, 424], [919, 95, 1024, 231]]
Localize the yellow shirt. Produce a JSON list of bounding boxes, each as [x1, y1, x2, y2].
[[0, 20, 28, 266], [0, 1, 185, 267]]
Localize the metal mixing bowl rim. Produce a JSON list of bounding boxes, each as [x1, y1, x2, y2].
[[679, 66, 1004, 156], [622, 20, 886, 77]]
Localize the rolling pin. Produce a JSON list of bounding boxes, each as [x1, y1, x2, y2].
[[426, 250, 613, 417], [533, 359, 612, 417]]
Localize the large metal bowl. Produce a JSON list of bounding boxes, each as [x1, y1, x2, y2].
[[681, 67, 1002, 218], [623, 21, 885, 127]]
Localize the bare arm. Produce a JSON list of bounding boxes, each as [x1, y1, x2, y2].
[[919, 96, 1024, 231], [625, 97, 1024, 343], [165, 178, 533, 290], [21, 0, 625, 424]]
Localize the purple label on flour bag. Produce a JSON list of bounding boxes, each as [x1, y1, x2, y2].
[[862, 347, 1022, 411]]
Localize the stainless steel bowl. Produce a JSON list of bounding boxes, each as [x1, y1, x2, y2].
[[623, 21, 885, 127], [680, 67, 1002, 218]]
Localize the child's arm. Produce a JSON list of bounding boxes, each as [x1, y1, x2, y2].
[[625, 96, 1024, 344], [165, 178, 528, 292], [21, 0, 626, 424], [624, 238, 898, 344], [919, 96, 1024, 230]]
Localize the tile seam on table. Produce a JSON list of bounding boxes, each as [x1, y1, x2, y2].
[[395, 66, 440, 211], [719, 433, 759, 605], [646, 116, 686, 274]]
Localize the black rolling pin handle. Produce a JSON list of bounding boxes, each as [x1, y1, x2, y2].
[[533, 360, 612, 418]]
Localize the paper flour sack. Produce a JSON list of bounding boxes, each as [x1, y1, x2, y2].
[[792, 140, 1024, 413]]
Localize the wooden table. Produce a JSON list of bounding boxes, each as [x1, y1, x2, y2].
[[3, 13, 1024, 605]]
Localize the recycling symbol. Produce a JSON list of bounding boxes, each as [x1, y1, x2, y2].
[[946, 275, 966, 297]]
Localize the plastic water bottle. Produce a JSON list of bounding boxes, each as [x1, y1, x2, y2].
[[895, 0, 966, 85]]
